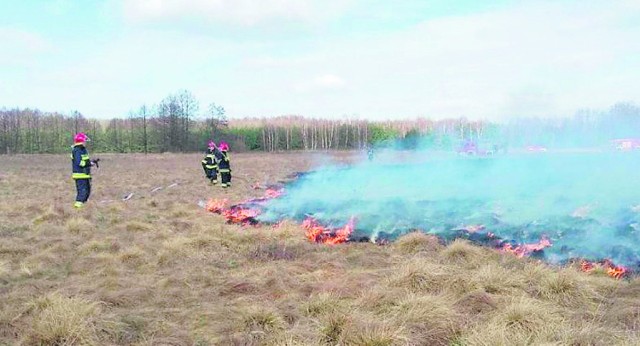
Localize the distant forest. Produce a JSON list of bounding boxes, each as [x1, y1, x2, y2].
[[1, 90, 639, 154]]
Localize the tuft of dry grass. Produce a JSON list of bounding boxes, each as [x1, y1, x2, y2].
[[394, 231, 443, 254], [439, 239, 488, 267], [248, 241, 303, 262], [461, 296, 564, 345], [33, 206, 62, 225], [391, 293, 461, 344], [471, 263, 526, 294], [118, 246, 146, 267], [303, 292, 343, 317], [124, 220, 154, 232], [242, 306, 286, 335], [24, 293, 101, 345], [454, 289, 498, 315], [80, 239, 119, 254], [65, 217, 94, 234], [0, 260, 8, 278], [319, 314, 349, 344], [532, 268, 599, 307], [341, 319, 408, 346], [388, 260, 475, 295]]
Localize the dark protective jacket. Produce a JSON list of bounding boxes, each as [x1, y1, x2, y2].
[[214, 148, 231, 172], [201, 149, 217, 169], [71, 143, 91, 179]]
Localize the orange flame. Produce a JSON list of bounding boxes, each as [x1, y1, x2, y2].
[[264, 188, 284, 199], [302, 217, 355, 244], [204, 187, 285, 226], [206, 198, 228, 213], [607, 266, 627, 279], [205, 199, 260, 225], [500, 236, 552, 258], [580, 259, 628, 279], [221, 207, 261, 225], [302, 217, 325, 242], [580, 260, 595, 273]]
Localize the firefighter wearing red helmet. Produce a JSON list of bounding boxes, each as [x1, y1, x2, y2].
[[201, 140, 218, 185], [70, 133, 96, 208], [212, 141, 232, 187]]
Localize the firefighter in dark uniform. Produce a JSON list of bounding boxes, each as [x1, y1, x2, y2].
[[213, 141, 232, 188], [367, 146, 374, 161], [71, 133, 94, 208], [201, 140, 218, 184]]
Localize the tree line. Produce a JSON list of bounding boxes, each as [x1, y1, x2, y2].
[[1, 90, 638, 154]]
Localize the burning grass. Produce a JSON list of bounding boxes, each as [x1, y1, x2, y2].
[[1, 152, 640, 345]]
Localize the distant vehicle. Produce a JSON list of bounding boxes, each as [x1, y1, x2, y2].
[[525, 145, 548, 153], [456, 140, 495, 156], [611, 138, 640, 151]]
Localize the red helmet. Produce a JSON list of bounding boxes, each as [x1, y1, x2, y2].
[[74, 132, 89, 143], [208, 140, 216, 150], [219, 141, 229, 151]]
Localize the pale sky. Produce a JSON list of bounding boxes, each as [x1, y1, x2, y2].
[[1, 0, 639, 120]]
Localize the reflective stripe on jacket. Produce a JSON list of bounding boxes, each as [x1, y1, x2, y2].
[[71, 144, 91, 179], [202, 150, 217, 169], [214, 148, 231, 170]]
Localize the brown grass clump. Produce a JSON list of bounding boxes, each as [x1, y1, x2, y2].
[[558, 325, 627, 346], [319, 314, 349, 344], [341, 319, 408, 346], [388, 261, 448, 293], [104, 314, 148, 344], [394, 231, 443, 254], [124, 221, 153, 232], [461, 296, 564, 345], [602, 301, 640, 331], [80, 239, 119, 254], [471, 263, 526, 294], [356, 287, 406, 315], [454, 290, 498, 315], [118, 246, 146, 267], [242, 306, 286, 335], [0, 260, 8, 279], [248, 241, 303, 262], [65, 217, 94, 234], [439, 239, 488, 267], [24, 293, 101, 345], [532, 269, 598, 307], [391, 293, 461, 344], [303, 292, 342, 317], [33, 206, 62, 225], [388, 260, 475, 295]]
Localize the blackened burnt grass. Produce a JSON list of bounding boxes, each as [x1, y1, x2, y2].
[[258, 151, 640, 270]]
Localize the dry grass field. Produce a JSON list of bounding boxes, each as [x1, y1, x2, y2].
[[1, 152, 640, 345]]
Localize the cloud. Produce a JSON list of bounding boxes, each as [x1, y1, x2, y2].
[[4, 0, 639, 120], [0, 28, 50, 52], [292, 74, 346, 93], [312, 74, 346, 89], [0, 28, 51, 65], [121, 0, 353, 26], [272, 0, 640, 119], [45, 0, 74, 16]]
